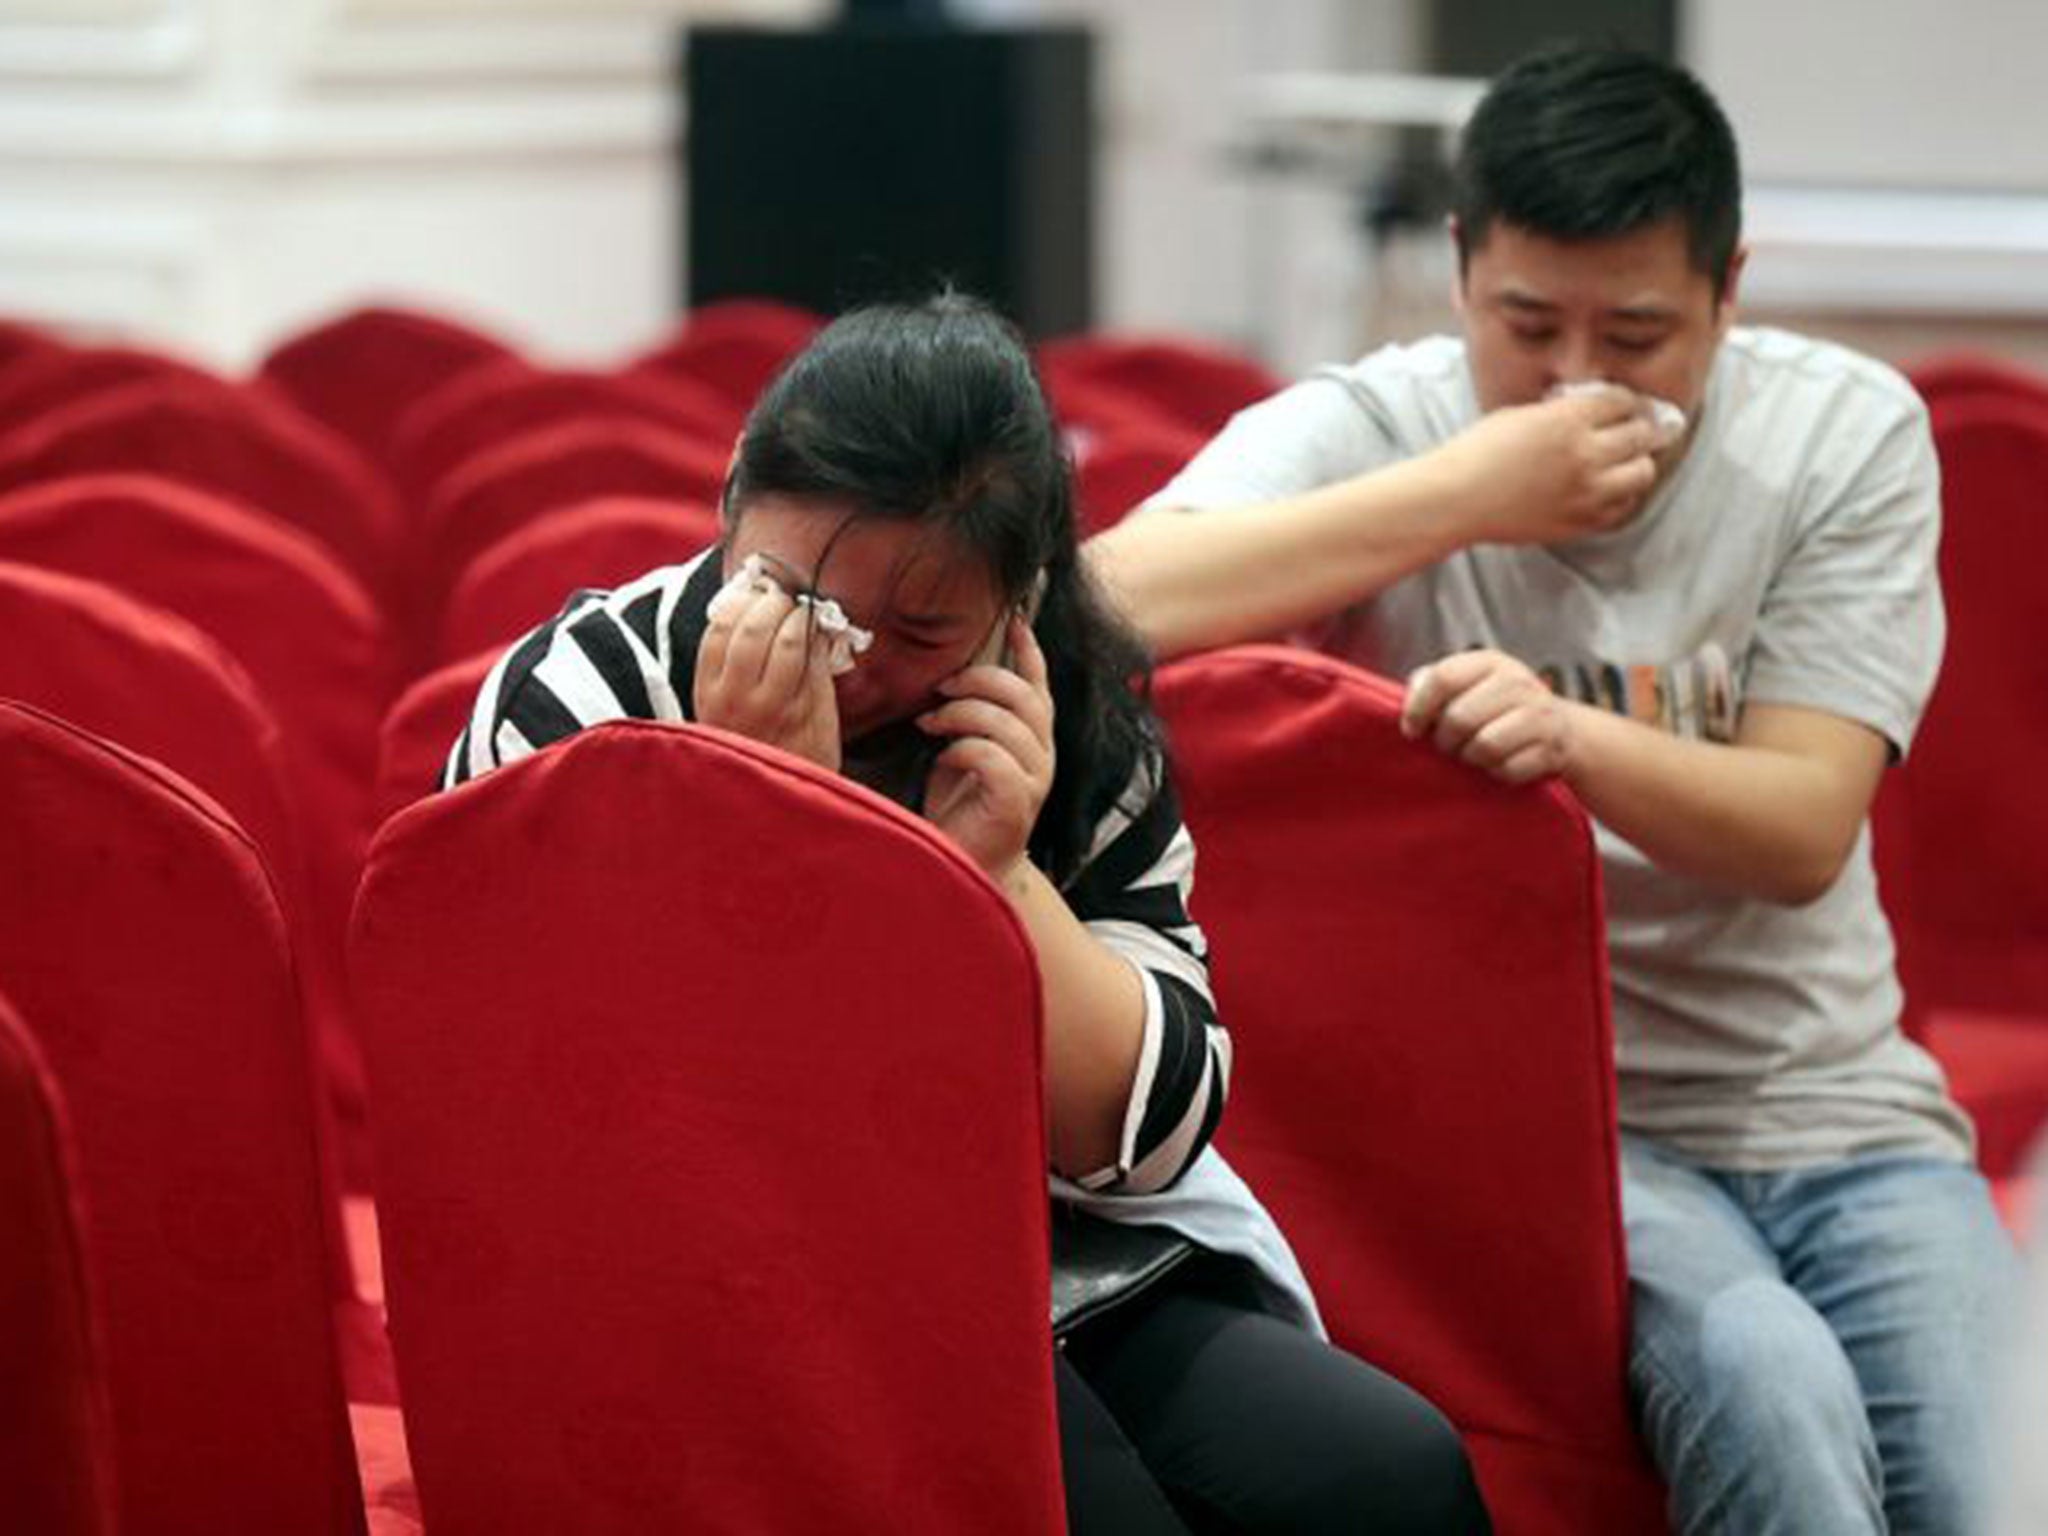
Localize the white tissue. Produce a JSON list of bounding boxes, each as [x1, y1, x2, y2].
[[706, 553, 874, 676], [1549, 378, 1687, 449]]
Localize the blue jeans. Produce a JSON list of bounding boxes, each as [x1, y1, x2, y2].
[[1621, 1134, 2020, 1536]]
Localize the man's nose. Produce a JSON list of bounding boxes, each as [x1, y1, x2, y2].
[[1550, 331, 1602, 388]]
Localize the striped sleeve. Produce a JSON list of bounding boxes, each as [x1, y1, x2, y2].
[[442, 551, 711, 789], [1061, 750, 1230, 1196]]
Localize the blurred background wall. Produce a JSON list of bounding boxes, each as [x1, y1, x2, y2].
[[1, 0, 2043, 372]]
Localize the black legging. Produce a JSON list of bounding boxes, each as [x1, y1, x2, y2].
[[1056, 1258, 1493, 1535]]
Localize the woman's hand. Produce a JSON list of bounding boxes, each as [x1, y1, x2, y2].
[[918, 613, 1055, 883], [694, 576, 842, 772]]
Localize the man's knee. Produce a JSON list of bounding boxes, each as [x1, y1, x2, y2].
[[1636, 1277, 1882, 1529]]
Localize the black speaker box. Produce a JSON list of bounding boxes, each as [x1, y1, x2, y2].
[[684, 24, 1094, 337]]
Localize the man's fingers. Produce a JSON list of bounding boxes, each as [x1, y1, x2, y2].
[[1433, 670, 1525, 757]]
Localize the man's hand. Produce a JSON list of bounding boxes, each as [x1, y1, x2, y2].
[[694, 578, 842, 772], [1401, 649, 1575, 786], [918, 614, 1055, 883], [1435, 386, 1663, 546]]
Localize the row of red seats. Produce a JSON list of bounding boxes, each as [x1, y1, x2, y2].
[[1887, 353, 2048, 1180], [0, 641, 1663, 1533], [1, 302, 2037, 1532]]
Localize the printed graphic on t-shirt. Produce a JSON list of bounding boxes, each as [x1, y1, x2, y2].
[[1534, 642, 1738, 743]]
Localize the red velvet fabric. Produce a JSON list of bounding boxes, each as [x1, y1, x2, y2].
[[374, 651, 495, 825], [419, 418, 728, 626], [0, 344, 227, 436], [626, 298, 822, 413], [0, 701, 367, 1536], [257, 304, 518, 467], [439, 494, 722, 664], [0, 379, 401, 597], [0, 316, 62, 368], [350, 721, 1063, 1534], [0, 474, 390, 1175], [1878, 396, 2048, 1173], [1907, 351, 2048, 412], [1153, 646, 1667, 1536], [1072, 424, 1203, 536], [0, 561, 299, 884], [389, 360, 739, 509], [0, 990, 119, 1536], [1923, 1011, 2048, 1182], [0, 564, 375, 1305], [1038, 334, 1282, 438]]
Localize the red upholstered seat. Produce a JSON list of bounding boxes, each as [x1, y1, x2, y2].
[[0, 561, 300, 885], [1153, 645, 1666, 1536], [626, 297, 822, 413], [0, 343, 232, 435], [0, 316, 62, 368], [0, 474, 390, 1184], [1907, 351, 2048, 413], [350, 721, 1062, 1534], [1038, 334, 1283, 438], [0, 988, 118, 1536], [0, 379, 401, 598], [418, 417, 727, 630], [439, 494, 721, 665], [257, 304, 518, 467], [375, 651, 495, 825], [1072, 424, 1204, 535], [0, 701, 386, 1535], [390, 360, 739, 510], [1873, 395, 2048, 1177]]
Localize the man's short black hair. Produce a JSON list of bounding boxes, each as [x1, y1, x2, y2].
[[1452, 43, 1742, 294]]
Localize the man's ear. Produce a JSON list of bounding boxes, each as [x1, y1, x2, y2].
[[1446, 214, 1468, 316], [1715, 244, 1749, 334]]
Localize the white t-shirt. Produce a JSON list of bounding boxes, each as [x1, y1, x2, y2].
[[1154, 327, 1972, 1170]]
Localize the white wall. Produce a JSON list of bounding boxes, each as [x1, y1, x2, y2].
[[0, 0, 824, 369]]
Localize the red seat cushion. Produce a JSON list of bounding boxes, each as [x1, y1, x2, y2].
[[626, 298, 821, 413], [375, 652, 496, 825], [1039, 334, 1282, 437]]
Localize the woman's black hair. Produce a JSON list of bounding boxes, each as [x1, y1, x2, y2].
[[725, 291, 1158, 883], [1452, 43, 1743, 296]]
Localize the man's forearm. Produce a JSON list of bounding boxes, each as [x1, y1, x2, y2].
[[1561, 703, 1880, 906], [1086, 452, 1473, 661]]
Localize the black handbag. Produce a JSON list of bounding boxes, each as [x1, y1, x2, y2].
[[1049, 1206, 1199, 1340]]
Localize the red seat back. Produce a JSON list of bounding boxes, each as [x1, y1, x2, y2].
[[0, 561, 299, 883], [375, 652, 496, 825], [1039, 335, 1282, 438], [0, 987, 118, 1536], [0, 701, 365, 1536], [1908, 350, 2048, 413], [419, 418, 727, 625], [391, 361, 738, 508], [0, 344, 228, 435], [0, 380, 401, 596], [439, 494, 721, 664], [1153, 646, 1662, 1536], [0, 474, 390, 1174], [626, 298, 821, 412], [258, 304, 518, 466], [1073, 425, 1204, 536], [351, 721, 1061, 1534], [1894, 396, 2048, 1015]]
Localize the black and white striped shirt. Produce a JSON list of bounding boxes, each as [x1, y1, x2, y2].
[[444, 549, 1228, 1194]]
